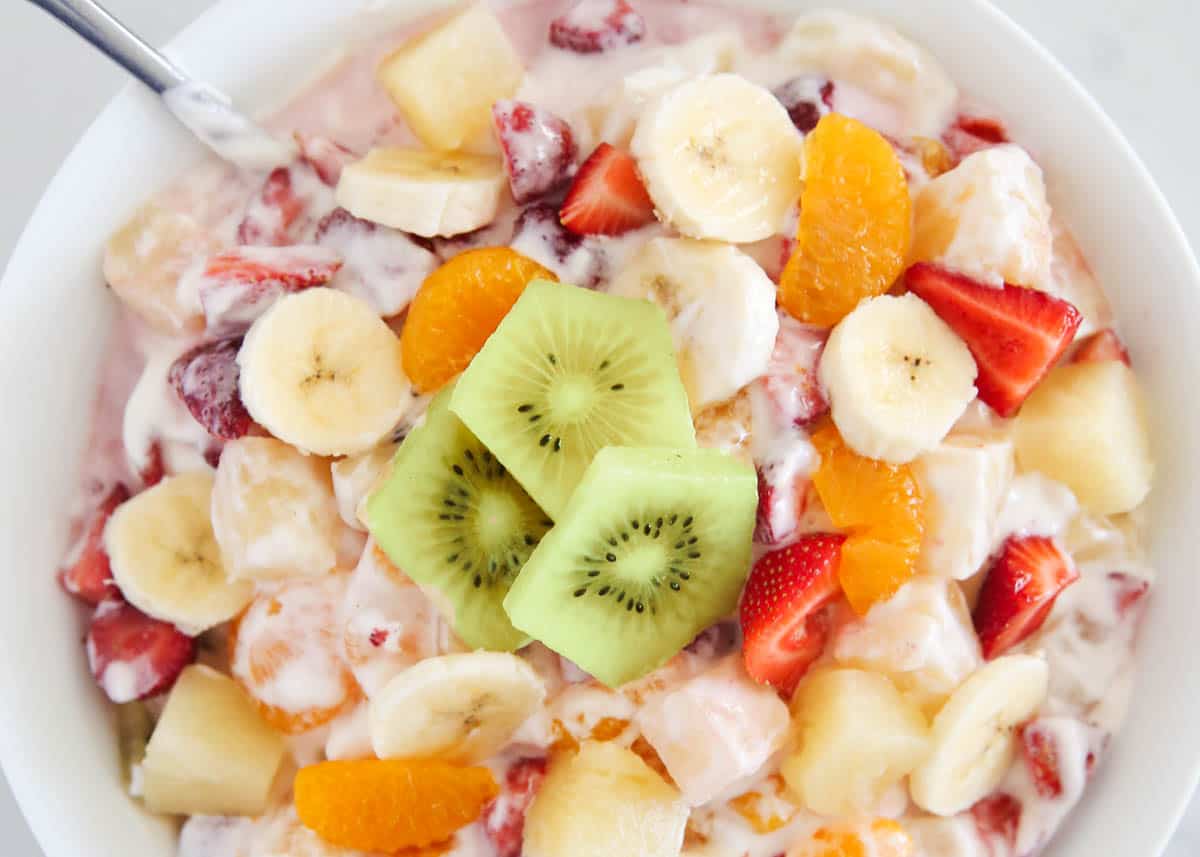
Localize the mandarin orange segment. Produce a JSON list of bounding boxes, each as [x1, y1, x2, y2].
[[294, 758, 499, 852], [780, 114, 912, 327], [400, 247, 556, 392], [728, 775, 799, 834], [792, 819, 913, 857], [810, 423, 923, 613]]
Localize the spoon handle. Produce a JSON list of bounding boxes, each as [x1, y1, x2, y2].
[[26, 0, 186, 93]]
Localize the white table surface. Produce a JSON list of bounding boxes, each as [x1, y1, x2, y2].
[[0, 0, 1196, 854]]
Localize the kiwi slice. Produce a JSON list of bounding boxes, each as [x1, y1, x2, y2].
[[503, 446, 757, 687], [450, 280, 695, 519], [366, 386, 552, 651]]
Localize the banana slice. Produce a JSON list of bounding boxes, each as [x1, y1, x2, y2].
[[238, 288, 412, 457], [370, 652, 545, 763], [910, 654, 1049, 816], [819, 293, 977, 464], [105, 471, 253, 635], [608, 237, 779, 412], [632, 74, 804, 243], [336, 148, 505, 238]]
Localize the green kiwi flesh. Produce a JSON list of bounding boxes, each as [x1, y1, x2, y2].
[[366, 386, 551, 651], [450, 280, 695, 519], [503, 446, 757, 687]]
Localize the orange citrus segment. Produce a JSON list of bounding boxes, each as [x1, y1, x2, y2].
[[728, 775, 799, 834], [780, 114, 912, 327], [791, 819, 913, 857], [810, 423, 923, 613], [294, 759, 499, 852], [400, 247, 556, 392]]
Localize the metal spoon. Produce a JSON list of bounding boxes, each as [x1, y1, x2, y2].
[[27, 0, 295, 171]]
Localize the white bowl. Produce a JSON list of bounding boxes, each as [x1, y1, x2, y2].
[[1, 0, 1196, 855]]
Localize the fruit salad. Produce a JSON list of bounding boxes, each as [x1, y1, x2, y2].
[[60, 2, 1155, 856]]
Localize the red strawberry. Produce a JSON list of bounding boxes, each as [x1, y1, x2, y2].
[[740, 534, 846, 695], [1109, 572, 1150, 618], [905, 263, 1082, 417], [944, 114, 1010, 162], [59, 484, 130, 605], [559, 143, 656, 237], [237, 166, 309, 245], [168, 337, 254, 440], [511, 204, 609, 288], [197, 245, 343, 333], [1071, 328, 1131, 366], [971, 793, 1021, 850], [772, 77, 834, 134], [1019, 720, 1063, 798], [973, 535, 1080, 659], [759, 314, 829, 428], [493, 101, 578, 205], [549, 0, 646, 53], [140, 441, 166, 489], [483, 756, 548, 857], [86, 600, 195, 703], [295, 134, 358, 186]]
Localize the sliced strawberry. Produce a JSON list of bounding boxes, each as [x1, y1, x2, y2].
[[295, 134, 358, 186], [1109, 572, 1150, 618], [1019, 720, 1064, 798], [168, 337, 254, 440], [905, 263, 1082, 417], [740, 534, 846, 695], [549, 0, 646, 53], [559, 143, 656, 237], [86, 600, 195, 703], [237, 166, 309, 245], [59, 484, 130, 605], [493, 101, 578, 205], [197, 245, 343, 333], [760, 314, 829, 428], [1071, 328, 1131, 366], [973, 535, 1080, 659], [140, 441, 166, 489], [772, 77, 833, 134], [754, 437, 818, 547], [971, 793, 1021, 850], [483, 756, 548, 857], [944, 114, 1010, 162], [511, 204, 608, 288]]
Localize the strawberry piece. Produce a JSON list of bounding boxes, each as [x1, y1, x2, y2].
[[296, 134, 358, 186], [493, 101, 578, 205], [772, 77, 834, 134], [549, 0, 646, 53], [944, 114, 1010, 162], [1019, 720, 1063, 798], [140, 441, 166, 489], [59, 484, 130, 605], [483, 756, 548, 857], [560, 143, 656, 236], [973, 535, 1080, 659], [168, 337, 254, 440], [510, 204, 608, 287], [86, 600, 195, 703], [237, 166, 309, 245], [1109, 572, 1150, 618], [760, 314, 829, 428], [739, 534, 846, 695], [197, 245, 343, 333], [905, 263, 1082, 417], [971, 793, 1021, 850], [1071, 328, 1131, 366], [684, 621, 739, 658]]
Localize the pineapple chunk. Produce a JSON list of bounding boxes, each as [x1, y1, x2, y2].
[[377, 5, 524, 151], [142, 665, 285, 816], [524, 742, 688, 857], [1015, 361, 1153, 515], [911, 146, 1053, 291], [781, 669, 930, 816]]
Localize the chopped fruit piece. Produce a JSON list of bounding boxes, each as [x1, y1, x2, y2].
[[331, 442, 399, 531], [1072, 328, 1131, 366], [906, 262, 1082, 417], [944, 114, 1010, 162], [492, 100, 578, 204], [231, 576, 360, 734], [523, 742, 688, 857], [779, 114, 912, 326], [168, 337, 254, 440], [193, 244, 343, 334], [104, 202, 219, 333], [973, 535, 1079, 659], [400, 248, 555, 392], [483, 757, 549, 857], [810, 424, 924, 613], [549, 0, 646, 53], [139, 442, 166, 488], [1014, 360, 1153, 515], [314, 207, 438, 317], [759, 314, 829, 429], [1110, 571, 1151, 618], [970, 793, 1021, 851], [740, 535, 846, 695], [781, 669, 929, 817], [237, 163, 329, 246], [636, 658, 790, 805], [510, 204, 608, 287], [910, 146, 1053, 291], [86, 599, 195, 703], [294, 758, 498, 852], [911, 136, 955, 179], [772, 77, 833, 134], [59, 483, 130, 605], [728, 775, 800, 833], [559, 143, 656, 236], [788, 819, 914, 857], [753, 434, 819, 547], [1020, 720, 1064, 798], [377, 4, 524, 151], [296, 133, 358, 186]]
